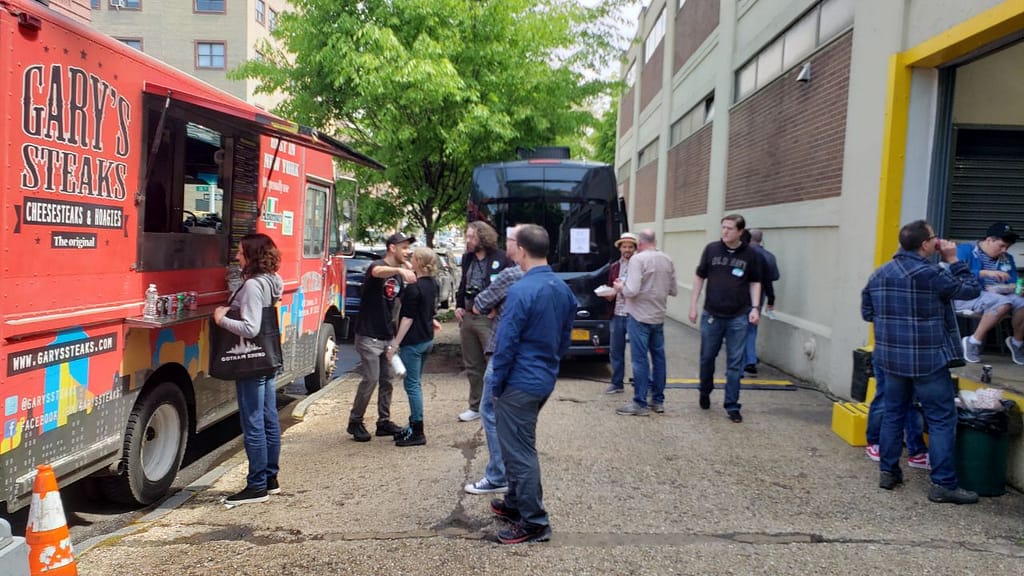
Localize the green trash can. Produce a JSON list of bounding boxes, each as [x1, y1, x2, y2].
[[953, 400, 1016, 497], [954, 426, 1009, 497]]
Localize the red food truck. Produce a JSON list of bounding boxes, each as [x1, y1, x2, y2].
[[0, 0, 382, 511]]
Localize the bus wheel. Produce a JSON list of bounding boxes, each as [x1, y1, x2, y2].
[[305, 324, 337, 394], [102, 382, 188, 506]]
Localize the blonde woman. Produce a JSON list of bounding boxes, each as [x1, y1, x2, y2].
[[388, 247, 438, 446]]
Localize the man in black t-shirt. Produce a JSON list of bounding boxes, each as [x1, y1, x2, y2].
[[688, 214, 763, 423], [347, 232, 417, 442]]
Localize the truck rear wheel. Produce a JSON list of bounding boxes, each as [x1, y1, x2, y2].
[[304, 324, 337, 394], [102, 382, 188, 506]]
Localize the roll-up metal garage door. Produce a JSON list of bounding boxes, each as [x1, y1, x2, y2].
[[946, 127, 1024, 241]]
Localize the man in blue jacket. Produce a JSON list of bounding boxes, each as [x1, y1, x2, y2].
[[488, 224, 577, 544], [862, 219, 980, 504], [954, 222, 1024, 365]]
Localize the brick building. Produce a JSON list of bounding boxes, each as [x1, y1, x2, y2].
[[617, 0, 1024, 485]]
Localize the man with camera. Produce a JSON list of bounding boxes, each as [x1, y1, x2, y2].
[[455, 221, 513, 422]]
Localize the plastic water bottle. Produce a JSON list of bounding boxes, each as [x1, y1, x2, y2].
[[390, 353, 407, 377], [143, 284, 158, 318]]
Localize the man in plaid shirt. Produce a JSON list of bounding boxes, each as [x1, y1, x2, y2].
[[861, 219, 980, 504]]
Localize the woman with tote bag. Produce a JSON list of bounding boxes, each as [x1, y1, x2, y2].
[[213, 233, 285, 506]]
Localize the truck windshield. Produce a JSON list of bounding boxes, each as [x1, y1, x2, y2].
[[470, 164, 618, 274]]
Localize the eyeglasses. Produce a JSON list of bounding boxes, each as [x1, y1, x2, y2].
[[926, 235, 937, 241]]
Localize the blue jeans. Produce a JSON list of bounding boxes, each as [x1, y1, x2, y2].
[[236, 374, 280, 490], [495, 387, 550, 526], [609, 314, 628, 388], [745, 322, 758, 366], [880, 368, 958, 489], [399, 340, 433, 423], [628, 317, 666, 408], [481, 359, 506, 486], [866, 367, 926, 455], [699, 312, 748, 413]]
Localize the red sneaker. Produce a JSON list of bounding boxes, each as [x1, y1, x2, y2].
[[908, 452, 931, 470], [865, 444, 880, 462]]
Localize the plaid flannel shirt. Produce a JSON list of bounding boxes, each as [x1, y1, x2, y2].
[[861, 250, 980, 377], [472, 265, 524, 354]]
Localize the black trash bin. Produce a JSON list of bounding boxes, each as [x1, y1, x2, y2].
[[954, 400, 1017, 497]]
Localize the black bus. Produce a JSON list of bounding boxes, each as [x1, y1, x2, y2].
[[468, 157, 627, 356]]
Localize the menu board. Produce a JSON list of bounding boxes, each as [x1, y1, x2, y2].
[[230, 137, 260, 254]]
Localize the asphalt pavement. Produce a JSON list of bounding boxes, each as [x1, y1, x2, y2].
[[74, 320, 1024, 575]]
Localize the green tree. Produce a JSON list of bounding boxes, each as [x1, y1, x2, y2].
[[589, 94, 620, 165], [235, 0, 631, 246]]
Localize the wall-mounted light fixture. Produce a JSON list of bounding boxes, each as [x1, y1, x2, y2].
[[796, 62, 812, 83]]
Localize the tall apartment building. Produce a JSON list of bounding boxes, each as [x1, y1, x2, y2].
[[89, 0, 287, 108], [616, 1, 1023, 422]]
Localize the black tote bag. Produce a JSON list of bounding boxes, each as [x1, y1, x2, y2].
[[209, 277, 283, 380]]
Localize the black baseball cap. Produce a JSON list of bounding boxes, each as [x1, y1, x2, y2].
[[985, 222, 1018, 245], [385, 232, 416, 247]]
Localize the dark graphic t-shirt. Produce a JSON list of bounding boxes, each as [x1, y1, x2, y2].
[[695, 241, 764, 318], [355, 261, 404, 340]]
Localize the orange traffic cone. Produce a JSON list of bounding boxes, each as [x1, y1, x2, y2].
[[25, 465, 77, 576]]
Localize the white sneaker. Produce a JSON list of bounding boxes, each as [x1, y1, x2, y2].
[[464, 478, 508, 495], [458, 409, 481, 422]]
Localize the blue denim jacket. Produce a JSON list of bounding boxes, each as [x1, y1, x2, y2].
[[861, 250, 980, 377]]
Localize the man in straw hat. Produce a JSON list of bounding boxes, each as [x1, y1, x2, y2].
[[603, 232, 639, 395]]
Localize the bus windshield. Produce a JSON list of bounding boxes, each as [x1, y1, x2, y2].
[[469, 163, 618, 274]]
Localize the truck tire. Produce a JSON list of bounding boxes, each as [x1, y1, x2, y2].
[[304, 324, 337, 394], [101, 382, 188, 506]]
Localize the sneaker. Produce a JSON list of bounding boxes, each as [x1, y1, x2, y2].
[[927, 484, 979, 504], [347, 421, 371, 442], [728, 411, 743, 423], [865, 444, 880, 462], [962, 336, 981, 363], [224, 486, 269, 506], [879, 471, 903, 490], [464, 478, 508, 495], [458, 409, 481, 422], [490, 498, 521, 522], [615, 402, 649, 416], [266, 476, 280, 495], [744, 364, 758, 375], [375, 420, 404, 437], [497, 521, 552, 544], [604, 384, 624, 394], [907, 452, 931, 470], [650, 403, 664, 414], [699, 393, 710, 410], [1006, 336, 1024, 366]]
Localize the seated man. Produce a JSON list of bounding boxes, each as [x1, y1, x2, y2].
[[955, 222, 1024, 365]]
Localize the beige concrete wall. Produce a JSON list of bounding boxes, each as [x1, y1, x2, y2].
[[953, 41, 1024, 126], [904, 0, 1006, 48]]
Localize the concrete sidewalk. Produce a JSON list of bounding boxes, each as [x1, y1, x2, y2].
[[77, 321, 1024, 575]]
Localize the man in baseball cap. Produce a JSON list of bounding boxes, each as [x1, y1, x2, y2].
[[386, 232, 417, 247], [955, 221, 1024, 365], [604, 232, 640, 394]]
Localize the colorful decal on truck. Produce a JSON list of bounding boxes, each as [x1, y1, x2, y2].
[[2, 328, 122, 455]]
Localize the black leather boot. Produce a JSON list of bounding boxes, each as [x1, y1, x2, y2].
[[395, 420, 426, 447]]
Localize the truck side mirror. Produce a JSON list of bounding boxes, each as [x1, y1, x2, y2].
[[340, 238, 355, 256]]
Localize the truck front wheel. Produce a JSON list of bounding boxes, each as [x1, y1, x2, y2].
[[304, 324, 338, 394], [102, 382, 188, 506]]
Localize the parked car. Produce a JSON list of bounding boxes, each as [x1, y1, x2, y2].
[[433, 249, 457, 309], [343, 249, 382, 336]]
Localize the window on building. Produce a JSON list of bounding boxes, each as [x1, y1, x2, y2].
[[638, 139, 659, 168], [91, 0, 100, 8], [195, 0, 225, 13], [644, 8, 665, 63], [109, 0, 141, 9], [624, 62, 636, 88], [704, 96, 715, 123], [117, 38, 143, 51], [268, 8, 278, 31], [783, 9, 818, 70], [734, 0, 854, 102], [678, 0, 687, 11], [256, 0, 265, 24], [196, 42, 226, 69]]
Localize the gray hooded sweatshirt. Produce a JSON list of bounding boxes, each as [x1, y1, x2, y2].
[[219, 273, 284, 339]]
